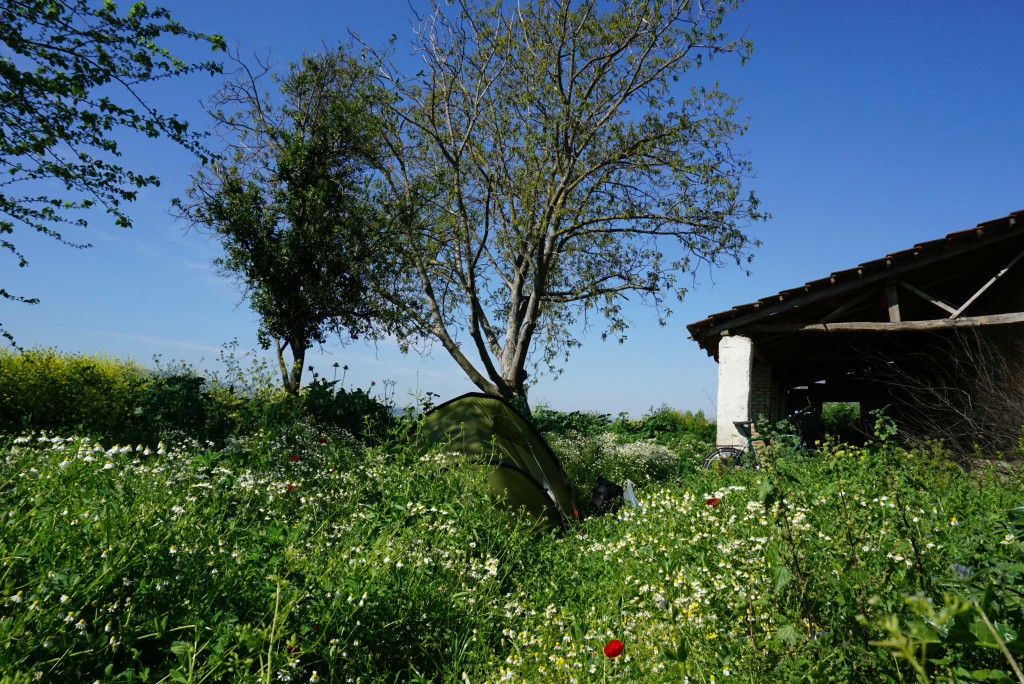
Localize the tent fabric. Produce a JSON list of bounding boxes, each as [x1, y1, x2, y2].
[[417, 393, 580, 529]]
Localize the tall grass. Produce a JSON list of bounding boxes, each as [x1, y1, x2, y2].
[[0, 432, 550, 682], [2, 351, 1023, 682]]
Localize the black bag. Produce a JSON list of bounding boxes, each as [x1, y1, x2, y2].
[[589, 476, 624, 516]]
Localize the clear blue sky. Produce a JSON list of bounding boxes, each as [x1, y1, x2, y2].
[[4, 1, 1023, 416]]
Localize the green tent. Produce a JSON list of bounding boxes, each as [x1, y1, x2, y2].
[[417, 393, 580, 530]]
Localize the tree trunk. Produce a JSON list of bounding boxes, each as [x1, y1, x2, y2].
[[274, 337, 305, 395]]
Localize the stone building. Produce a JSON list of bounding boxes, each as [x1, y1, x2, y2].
[[688, 210, 1024, 452]]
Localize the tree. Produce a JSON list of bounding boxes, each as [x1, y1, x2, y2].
[[177, 49, 403, 394], [369, 0, 764, 409], [0, 0, 224, 343]]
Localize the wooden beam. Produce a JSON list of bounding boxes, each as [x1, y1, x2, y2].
[[899, 281, 957, 315], [819, 290, 874, 323], [886, 285, 901, 323], [747, 311, 1024, 334], [950, 247, 1024, 318], [697, 228, 1024, 339]]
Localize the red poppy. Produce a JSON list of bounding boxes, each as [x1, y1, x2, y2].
[[287, 483, 296, 491], [706, 497, 720, 507], [604, 639, 624, 658], [318, 437, 328, 444], [291, 454, 300, 462]]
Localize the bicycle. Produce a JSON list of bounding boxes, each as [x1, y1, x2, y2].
[[703, 406, 814, 469]]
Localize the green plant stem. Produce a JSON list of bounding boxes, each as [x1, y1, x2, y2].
[[974, 600, 1024, 683], [265, 578, 283, 684]]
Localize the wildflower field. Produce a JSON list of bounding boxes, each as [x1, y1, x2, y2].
[[2, 352, 1024, 683]]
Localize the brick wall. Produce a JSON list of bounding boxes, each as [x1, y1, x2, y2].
[[750, 358, 785, 423]]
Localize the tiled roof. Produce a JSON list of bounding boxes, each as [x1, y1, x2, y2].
[[687, 209, 1024, 353]]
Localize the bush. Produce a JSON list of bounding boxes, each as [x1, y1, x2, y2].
[[550, 431, 691, 503], [820, 401, 864, 442], [0, 348, 396, 448], [531, 404, 611, 437], [300, 378, 395, 438], [0, 348, 148, 443], [609, 404, 716, 447]]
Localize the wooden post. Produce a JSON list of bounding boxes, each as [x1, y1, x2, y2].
[[886, 285, 901, 323]]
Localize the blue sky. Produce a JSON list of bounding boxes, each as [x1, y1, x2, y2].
[[4, 1, 1023, 416]]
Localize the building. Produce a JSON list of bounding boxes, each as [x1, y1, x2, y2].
[[688, 210, 1024, 453]]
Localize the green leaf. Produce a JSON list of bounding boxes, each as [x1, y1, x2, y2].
[[771, 563, 794, 596], [774, 623, 802, 646], [662, 635, 689, 663]]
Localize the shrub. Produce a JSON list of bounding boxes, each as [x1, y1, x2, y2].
[[609, 404, 716, 447], [133, 373, 209, 438], [550, 431, 691, 501], [531, 404, 611, 437], [820, 401, 864, 442], [0, 349, 397, 448], [0, 348, 148, 443], [300, 378, 395, 438]]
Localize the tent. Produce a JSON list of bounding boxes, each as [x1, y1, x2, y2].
[[417, 393, 580, 530]]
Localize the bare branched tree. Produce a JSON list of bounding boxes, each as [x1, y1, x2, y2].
[[361, 0, 763, 409]]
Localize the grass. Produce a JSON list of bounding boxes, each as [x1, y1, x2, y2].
[[3, 425, 1023, 683], [2, 351, 1023, 682]]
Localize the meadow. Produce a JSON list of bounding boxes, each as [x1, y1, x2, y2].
[[1, 350, 1023, 683]]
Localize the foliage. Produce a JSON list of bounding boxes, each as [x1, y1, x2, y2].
[[366, 0, 764, 406], [535, 404, 716, 499], [2, 417, 1023, 682], [0, 348, 394, 447], [610, 404, 717, 448], [0, 347, 148, 441], [821, 401, 863, 441], [0, 0, 224, 342], [550, 431, 694, 503], [533, 403, 715, 447], [532, 405, 612, 438], [176, 47, 403, 393], [299, 378, 395, 439]]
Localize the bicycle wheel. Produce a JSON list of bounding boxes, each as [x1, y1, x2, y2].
[[703, 447, 746, 469]]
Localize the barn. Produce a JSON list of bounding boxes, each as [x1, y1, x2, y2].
[[687, 210, 1024, 456]]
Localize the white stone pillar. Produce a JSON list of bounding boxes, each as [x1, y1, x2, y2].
[[715, 334, 754, 447]]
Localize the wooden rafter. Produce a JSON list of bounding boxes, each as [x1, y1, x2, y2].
[[747, 311, 1024, 334], [696, 228, 1024, 339], [819, 290, 874, 323], [950, 247, 1024, 318], [899, 281, 957, 315]]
